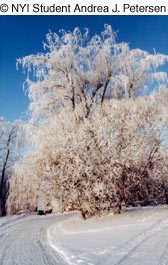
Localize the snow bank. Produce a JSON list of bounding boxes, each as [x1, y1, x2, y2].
[[0, 214, 25, 227], [47, 206, 168, 265]]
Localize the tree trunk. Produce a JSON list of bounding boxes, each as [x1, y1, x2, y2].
[[0, 148, 10, 216]]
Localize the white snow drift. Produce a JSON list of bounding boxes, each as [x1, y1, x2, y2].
[[47, 206, 168, 265]]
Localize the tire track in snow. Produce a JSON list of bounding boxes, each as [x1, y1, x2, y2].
[[0, 214, 73, 265], [158, 238, 168, 265], [113, 225, 168, 265], [101, 217, 168, 265]]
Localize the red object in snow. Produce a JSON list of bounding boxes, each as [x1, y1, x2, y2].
[[44, 209, 52, 215]]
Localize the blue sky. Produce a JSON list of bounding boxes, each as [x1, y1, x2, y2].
[[1, 15, 168, 121]]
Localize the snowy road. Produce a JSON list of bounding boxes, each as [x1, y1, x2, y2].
[[0, 213, 74, 265], [0, 207, 168, 265]]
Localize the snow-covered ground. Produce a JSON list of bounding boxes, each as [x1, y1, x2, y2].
[[0, 206, 168, 265], [0, 212, 76, 265], [47, 206, 168, 265]]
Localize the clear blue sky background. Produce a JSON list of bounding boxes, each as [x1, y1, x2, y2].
[[1, 15, 168, 121]]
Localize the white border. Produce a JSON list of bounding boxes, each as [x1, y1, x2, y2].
[[0, 0, 168, 15]]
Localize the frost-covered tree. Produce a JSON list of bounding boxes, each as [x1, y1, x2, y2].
[[17, 25, 168, 122], [0, 118, 19, 216], [7, 26, 168, 218], [8, 91, 168, 217], [112, 48, 168, 99]]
